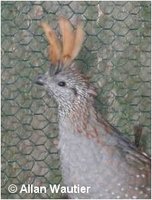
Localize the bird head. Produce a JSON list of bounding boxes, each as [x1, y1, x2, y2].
[[35, 17, 96, 110]]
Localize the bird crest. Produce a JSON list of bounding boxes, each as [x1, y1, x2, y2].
[[41, 17, 84, 66]]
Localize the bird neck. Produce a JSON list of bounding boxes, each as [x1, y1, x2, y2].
[[58, 99, 75, 119], [58, 94, 96, 134]]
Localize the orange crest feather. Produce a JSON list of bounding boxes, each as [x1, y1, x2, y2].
[[41, 17, 84, 65]]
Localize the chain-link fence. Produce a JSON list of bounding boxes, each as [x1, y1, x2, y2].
[[1, 1, 151, 199]]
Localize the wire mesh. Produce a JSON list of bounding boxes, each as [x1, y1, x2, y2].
[[1, 1, 151, 199]]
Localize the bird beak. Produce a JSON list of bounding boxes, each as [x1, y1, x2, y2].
[[35, 75, 45, 86]]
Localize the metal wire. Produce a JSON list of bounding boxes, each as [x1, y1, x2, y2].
[[2, 1, 151, 199]]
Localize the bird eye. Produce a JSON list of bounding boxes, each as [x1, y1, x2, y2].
[[58, 81, 66, 87]]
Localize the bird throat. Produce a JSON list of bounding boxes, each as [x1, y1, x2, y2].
[[58, 94, 96, 137]]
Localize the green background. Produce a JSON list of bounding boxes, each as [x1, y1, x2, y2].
[[2, 1, 151, 199]]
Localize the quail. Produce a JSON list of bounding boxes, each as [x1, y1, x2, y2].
[[35, 17, 151, 199]]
